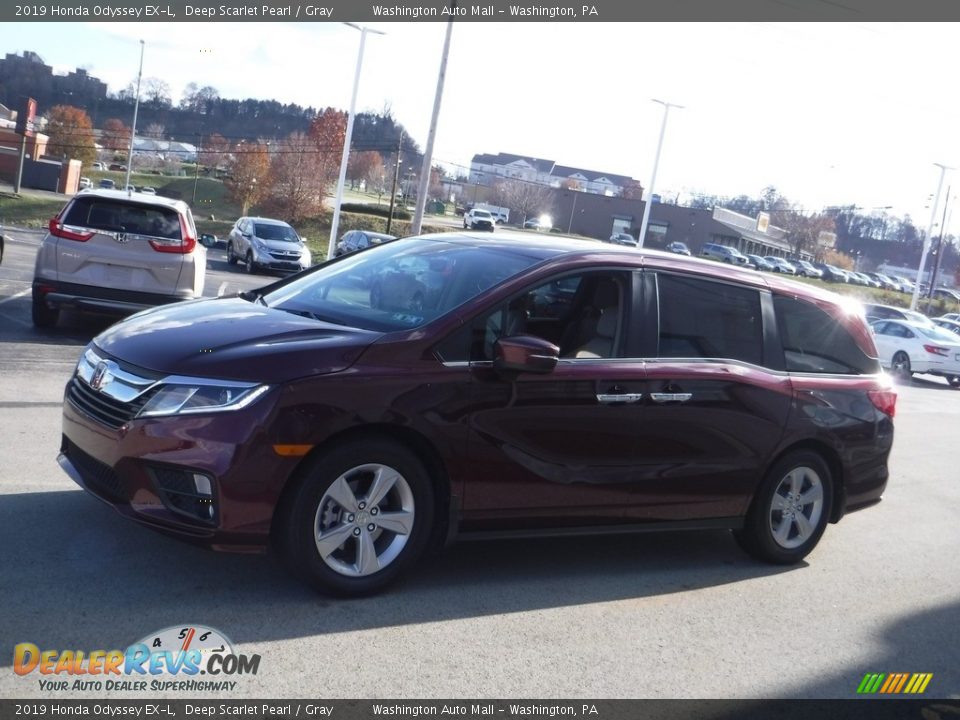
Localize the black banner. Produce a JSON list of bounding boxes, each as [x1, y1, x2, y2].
[[3, 700, 960, 720]]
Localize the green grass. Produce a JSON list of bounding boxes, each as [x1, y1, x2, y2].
[[0, 193, 67, 229]]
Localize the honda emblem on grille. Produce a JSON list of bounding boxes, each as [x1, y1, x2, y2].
[[90, 361, 108, 391], [115, 233, 130, 243]]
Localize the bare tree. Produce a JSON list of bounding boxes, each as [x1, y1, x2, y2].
[[143, 122, 165, 140], [495, 179, 555, 225]]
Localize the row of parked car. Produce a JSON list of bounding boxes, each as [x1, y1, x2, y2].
[[691, 242, 935, 294]]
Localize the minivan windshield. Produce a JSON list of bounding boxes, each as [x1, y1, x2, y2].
[[262, 238, 541, 332]]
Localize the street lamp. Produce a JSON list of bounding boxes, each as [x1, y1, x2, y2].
[[636, 99, 683, 249], [328, 23, 385, 261], [912, 163, 952, 311], [124, 39, 145, 194]]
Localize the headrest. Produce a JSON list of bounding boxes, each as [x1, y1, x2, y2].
[[597, 310, 618, 338]]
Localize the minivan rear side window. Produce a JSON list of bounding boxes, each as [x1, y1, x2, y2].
[[656, 274, 763, 365], [774, 295, 879, 375]]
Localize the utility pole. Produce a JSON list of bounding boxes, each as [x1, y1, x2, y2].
[[386, 130, 403, 235], [124, 40, 145, 194], [912, 163, 951, 311]]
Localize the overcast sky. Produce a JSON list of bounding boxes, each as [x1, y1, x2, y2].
[[6, 21, 960, 231]]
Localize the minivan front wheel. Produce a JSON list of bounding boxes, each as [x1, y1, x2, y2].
[[244, 251, 256, 275], [735, 451, 833, 564], [277, 439, 434, 596]]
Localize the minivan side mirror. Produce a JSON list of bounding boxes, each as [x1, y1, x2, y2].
[[493, 335, 559, 375]]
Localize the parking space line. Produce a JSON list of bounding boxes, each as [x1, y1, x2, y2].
[[0, 288, 30, 307], [218, 281, 228, 296]]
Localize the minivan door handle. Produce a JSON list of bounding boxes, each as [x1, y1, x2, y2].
[[596, 393, 644, 404], [650, 392, 693, 403]]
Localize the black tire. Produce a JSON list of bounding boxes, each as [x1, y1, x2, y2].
[[226, 241, 238, 265], [275, 438, 435, 596], [891, 351, 912, 381], [948, 375, 960, 388], [31, 289, 60, 328], [244, 251, 256, 275], [734, 450, 833, 564]]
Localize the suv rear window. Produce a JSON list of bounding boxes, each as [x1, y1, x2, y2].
[[63, 197, 182, 240], [774, 295, 879, 375]]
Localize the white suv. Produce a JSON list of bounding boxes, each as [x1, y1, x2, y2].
[[32, 189, 205, 327], [463, 208, 496, 232]]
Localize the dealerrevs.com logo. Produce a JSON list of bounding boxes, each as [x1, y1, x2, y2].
[[13, 625, 261, 692]]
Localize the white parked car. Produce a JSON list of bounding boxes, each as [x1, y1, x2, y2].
[[870, 319, 960, 387]]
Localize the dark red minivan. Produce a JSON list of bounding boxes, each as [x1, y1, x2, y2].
[[58, 233, 895, 595]]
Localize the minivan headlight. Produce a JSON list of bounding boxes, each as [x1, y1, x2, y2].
[[138, 380, 271, 417]]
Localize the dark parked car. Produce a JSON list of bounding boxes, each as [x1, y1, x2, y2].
[[746, 254, 775, 271], [666, 241, 691, 256], [335, 230, 398, 257], [814, 263, 849, 283], [58, 234, 895, 596]]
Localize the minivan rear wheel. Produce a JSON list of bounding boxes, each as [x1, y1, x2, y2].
[[31, 289, 59, 328], [276, 439, 434, 596], [734, 450, 833, 564]]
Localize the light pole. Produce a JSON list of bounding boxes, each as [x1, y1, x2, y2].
[[124, 39, 145, 194], [328, 23, 385, 261], [410, 14, 454, 235], [636, 99, 682, 249], [912, 163, 952, 310]]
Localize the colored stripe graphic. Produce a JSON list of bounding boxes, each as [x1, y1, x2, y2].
[[857, 673, 932, 694]]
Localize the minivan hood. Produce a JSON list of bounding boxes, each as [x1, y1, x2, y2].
[[93, 297, 381, 384]]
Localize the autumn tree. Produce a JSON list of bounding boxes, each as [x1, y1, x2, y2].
[[263, 132, 326, 222], [224, 141, 270, 215], [307, 107, 346, 188], [100, 118, 131, 153], [621, 180, 644, 200], [363, 154, 387, 201], [45, 105, 96, 165], [198, 132, 230, 169], [347, 150, 382, 190]]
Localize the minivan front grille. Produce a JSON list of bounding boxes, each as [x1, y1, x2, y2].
[[67, 376, 156, 429], [61, 436, 126, 502]]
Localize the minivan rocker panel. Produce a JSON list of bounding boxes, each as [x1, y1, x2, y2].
[[58, 233, 896, 596]]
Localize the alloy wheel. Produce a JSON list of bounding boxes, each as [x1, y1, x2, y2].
[[768, 466, 824, 550], [313, 463, 416, 578]]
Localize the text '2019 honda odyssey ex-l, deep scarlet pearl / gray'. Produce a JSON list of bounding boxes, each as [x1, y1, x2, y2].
[[58, 232, 896, 596]]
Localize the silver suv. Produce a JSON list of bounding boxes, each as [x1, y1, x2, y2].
[[32, 189, 205, 328], [227, 217, 312, 274], [700, 243, 749, 266]]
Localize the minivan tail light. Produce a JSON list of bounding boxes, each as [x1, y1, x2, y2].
[[867, 389, 897, 418], [923, 344, 949, 357], [48, 217, 94, 242]]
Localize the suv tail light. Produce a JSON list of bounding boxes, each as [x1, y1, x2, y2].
[[48, 217, 93, 242], [149, 215, 197, 254], [867, 389, 897, 418], [923, 344, 949, 357]]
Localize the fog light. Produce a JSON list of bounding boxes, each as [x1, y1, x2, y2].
[[193, 473, 212, 496]]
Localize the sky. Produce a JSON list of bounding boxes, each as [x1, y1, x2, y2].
[[5, 21, 960, 233]]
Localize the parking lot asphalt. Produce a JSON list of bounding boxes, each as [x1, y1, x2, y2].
[[1, 227, 958, 700]]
